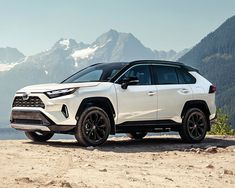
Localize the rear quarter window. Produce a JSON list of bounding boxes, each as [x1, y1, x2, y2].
[[176, 68, 196, 84]]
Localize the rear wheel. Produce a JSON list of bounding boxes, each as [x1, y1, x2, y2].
[[25, 131, 54, 142], [179, 108, 208, 143], [75, 107, 111, 146], [127, 132, 147, 140]]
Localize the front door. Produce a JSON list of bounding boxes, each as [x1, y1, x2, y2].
[[114, 64, 157, 124]]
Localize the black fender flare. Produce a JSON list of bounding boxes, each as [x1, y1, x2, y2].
[[76, 97, 116, 134]]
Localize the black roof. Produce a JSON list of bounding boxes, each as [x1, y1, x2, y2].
[[95, 60, 197, 71], [130, 60, 183, 65]]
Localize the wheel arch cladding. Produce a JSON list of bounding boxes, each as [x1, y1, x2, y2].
[[76, 97, 116, 134], [181, 100, 211, 131]]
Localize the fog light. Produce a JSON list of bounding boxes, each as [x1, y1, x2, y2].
[[61, 104, 69, 118]]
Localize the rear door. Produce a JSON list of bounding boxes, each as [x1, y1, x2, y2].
[[151, 65, 193, 122], [114, 64, 157, 124]]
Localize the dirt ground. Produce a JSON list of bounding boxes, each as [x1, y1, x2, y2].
[[0, 135, 235, 188]]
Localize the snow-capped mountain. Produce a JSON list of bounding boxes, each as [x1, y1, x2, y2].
[[3, 29, 186, 83], [0, 47, 25, 71], [0, 30, 187, 76]]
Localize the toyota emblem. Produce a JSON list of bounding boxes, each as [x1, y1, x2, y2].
[[22, 93, 30, 101]]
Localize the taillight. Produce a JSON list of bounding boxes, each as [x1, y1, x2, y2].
[[209, 85, 216, 93]]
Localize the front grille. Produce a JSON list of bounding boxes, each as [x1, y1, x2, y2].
[[11, 110, 52, 126], [12, 96, 45, 108], [13, 119, 43, 125]]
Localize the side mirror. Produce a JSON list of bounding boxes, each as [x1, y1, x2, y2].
[[121, 76, 139, 89]]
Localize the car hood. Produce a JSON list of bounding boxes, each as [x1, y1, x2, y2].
[[17, 82, 101, 93]]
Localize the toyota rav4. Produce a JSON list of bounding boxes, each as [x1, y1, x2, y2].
[[10, 60, 216, 146]]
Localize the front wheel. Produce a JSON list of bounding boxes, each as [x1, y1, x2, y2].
[[127, 132, 147, 140], [25, 131, 54, 142], [179, 108, 208, 143], [75, 107, 111, 146]]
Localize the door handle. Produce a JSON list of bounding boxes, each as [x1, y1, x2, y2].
[[179, 88, 190, 94], [148, 91, 157, 96]]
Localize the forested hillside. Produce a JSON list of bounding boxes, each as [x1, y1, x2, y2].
[[180, 15, 235, 127]]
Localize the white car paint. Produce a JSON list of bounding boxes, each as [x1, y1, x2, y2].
[[10, 66, 216, 130]]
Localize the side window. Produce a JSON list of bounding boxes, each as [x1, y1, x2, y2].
[[176, 68, 196, 84], [118, 65, 151, 85], [153, 65, 179, 85]]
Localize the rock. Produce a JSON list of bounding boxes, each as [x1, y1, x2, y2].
[[45, 180, 56, 186], [223, 169, 234, 175], [165, 177, 174, 182], [125, 171, 130, 175], [226, 146, 235, 152], [128, 177, 138, 182], [189, 148, 202, 153], [15, 177, 33, 183], [205, 146, 218, 153], [206, 164, 214, 169], [86, 146, 95, 150], [189, 148, 196, 152], [61, 181, 72, 188], [99, 168, 107, 172], [84, 163, 92, 167]]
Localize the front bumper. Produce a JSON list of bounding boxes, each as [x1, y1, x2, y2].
[[11, 123, 51, 132], [10, 110, 76, 133]]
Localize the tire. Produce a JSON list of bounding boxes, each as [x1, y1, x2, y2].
[[25, 131, 54, 142], [179, 108, 208, 143], [75, 107, 111, 146], [127, 132, 147, 140]]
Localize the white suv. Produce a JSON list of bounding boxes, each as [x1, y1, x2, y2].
[[10, 60, 216, 146]]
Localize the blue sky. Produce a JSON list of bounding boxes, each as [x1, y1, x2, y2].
[[0, 0, 234, 55]]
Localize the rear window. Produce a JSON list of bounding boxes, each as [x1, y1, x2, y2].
[[176, 68, 196, 84], [152, 65, 196, 85], [152, 65, 178, 84]]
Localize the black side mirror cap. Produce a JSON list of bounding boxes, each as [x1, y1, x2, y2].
[[121, 76, 139, 89]]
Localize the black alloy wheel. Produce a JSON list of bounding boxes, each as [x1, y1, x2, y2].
[[75, 107, 111, 146], [179, 108, 208, 143], [187, 111, 207, 140]]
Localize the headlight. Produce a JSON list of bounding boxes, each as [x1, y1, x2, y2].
[[45, 88, 77, 98]]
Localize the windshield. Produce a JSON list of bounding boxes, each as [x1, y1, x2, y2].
[[62, 63, 127, 83]]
